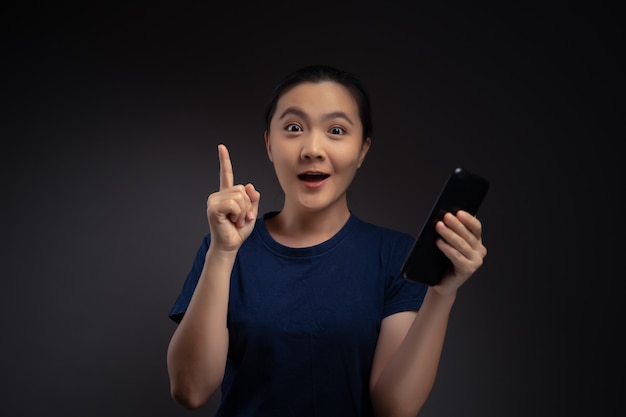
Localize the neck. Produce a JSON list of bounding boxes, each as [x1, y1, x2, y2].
[[266, 201, 351, 248]]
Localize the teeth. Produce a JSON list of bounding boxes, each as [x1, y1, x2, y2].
[[299, 173, 328, 180]]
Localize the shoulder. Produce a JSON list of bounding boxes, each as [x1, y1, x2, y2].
[[350, 215, 414, 248]]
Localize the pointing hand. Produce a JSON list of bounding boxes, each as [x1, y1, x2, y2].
[[206, 144, 261, 252]]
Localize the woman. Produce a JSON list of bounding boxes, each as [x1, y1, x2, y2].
[[166, 64, 487, 416]]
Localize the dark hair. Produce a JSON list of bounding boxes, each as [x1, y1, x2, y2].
[[264, 64, 373, 142]]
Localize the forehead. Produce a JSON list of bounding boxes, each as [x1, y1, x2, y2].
[[275, 81, 360, 117]]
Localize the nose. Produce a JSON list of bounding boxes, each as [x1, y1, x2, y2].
[[300, 131, 325, 160]]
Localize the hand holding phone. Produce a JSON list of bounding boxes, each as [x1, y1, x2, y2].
[[400, 167, 489, 286]]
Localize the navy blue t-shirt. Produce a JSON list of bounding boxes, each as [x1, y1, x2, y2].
[[169, 212, 428, 416]]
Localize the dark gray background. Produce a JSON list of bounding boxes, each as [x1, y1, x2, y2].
[[1, 2, 622, 416]]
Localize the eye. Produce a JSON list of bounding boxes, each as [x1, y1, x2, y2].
[[285, 123, 303, 132], [329, 126, 345, 135]]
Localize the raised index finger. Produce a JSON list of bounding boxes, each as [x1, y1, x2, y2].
[[218, 143, 234, 190]]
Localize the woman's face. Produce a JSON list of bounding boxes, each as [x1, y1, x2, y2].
[[264, 81, 371, 213]]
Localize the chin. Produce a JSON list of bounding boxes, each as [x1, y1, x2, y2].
[[297, 195, 344, 214], [299, 202, 327, 213]]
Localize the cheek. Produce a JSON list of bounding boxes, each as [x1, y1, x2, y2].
[[270, 150, 298, 178], [270, 148, 290, 165], [335, 145, 366, 169], [332, 157, 361, 181]]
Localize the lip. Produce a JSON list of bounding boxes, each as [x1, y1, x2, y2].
[[297, 171, 330, 189]]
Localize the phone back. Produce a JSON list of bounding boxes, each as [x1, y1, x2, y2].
[[400, 168, 490, 286]]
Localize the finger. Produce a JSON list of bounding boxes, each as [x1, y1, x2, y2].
[[234, 185, 260, 227], [244, 183, 261, 221], [456, 210, 483, 239], [456, 211, 487, 258], [218, 144, 234, 190], [440, 212, 486, 259], [435, 222, 483, 270], [438, 214, 473, 252]]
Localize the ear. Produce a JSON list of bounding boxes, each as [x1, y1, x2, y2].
[[357, 137, 371, 168], [264, 130, 273, 162]]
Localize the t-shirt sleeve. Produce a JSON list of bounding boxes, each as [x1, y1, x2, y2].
[[382, 233, 428, 318], [168, 234, 211, 324]]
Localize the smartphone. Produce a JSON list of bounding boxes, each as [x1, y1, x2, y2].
[[400, 167, 490, 286]]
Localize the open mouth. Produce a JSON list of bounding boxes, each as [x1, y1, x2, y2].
[[298, 172, 330, 182]]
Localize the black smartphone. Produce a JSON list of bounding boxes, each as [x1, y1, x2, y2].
[[400, 167, 490, 286]]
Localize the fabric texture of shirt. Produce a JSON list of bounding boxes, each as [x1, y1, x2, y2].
[[169, 212, 428, 417]]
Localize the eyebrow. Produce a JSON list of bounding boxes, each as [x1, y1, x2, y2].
[[278, 107, 354, 126]]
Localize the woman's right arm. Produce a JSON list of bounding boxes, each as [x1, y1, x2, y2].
[[166, 144, 260, 409], [166, 247, 235, 409]]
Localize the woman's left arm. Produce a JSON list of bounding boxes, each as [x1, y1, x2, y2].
[[370, 211, 487, 417]]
